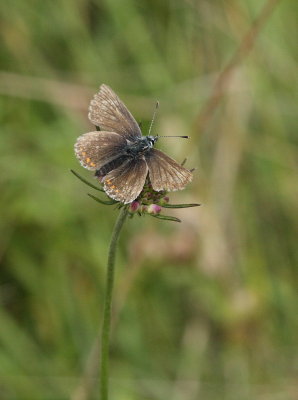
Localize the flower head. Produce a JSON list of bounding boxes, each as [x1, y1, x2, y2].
[[71, 169, 200, 223]]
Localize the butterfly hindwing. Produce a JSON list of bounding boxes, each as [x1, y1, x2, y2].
[[88, 84, 142, 142], [74, 131, 127, 170], [145, 148, 193, 192], [103, 157, 148, 204]]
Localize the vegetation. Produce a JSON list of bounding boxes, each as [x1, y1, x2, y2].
[[0, 0, 297, 399]]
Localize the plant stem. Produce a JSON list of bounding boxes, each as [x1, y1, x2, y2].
[[100, 206, 128, 400]]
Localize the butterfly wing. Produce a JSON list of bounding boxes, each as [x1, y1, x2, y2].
[[103, 157, 148, 204], [74, 131, 127, 170], [145, 148, 193, 192], [88, 84, 142, 142]]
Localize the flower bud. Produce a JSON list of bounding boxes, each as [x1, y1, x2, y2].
[[141, 205, 148, 213], [159, 196, 170, 205], [129, 201, 140, 213], [147, 204, 162, 215]]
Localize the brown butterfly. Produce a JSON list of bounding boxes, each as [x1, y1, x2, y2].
[[74, 84, 192, 204]]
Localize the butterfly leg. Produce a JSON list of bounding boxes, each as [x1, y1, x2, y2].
[[181, 158, 195, 172]]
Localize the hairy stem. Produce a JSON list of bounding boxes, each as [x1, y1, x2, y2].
[[100, 206, 128, 400]]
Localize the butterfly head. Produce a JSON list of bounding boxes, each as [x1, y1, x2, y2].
[[137, 135, 157, 152], [125, 135, 157, 158], [147, 135, 158, 147]]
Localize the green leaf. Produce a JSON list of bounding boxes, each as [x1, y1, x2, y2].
[[162, 203, 200, 209], [88, 193, 118, 205], [70, 169, 105, 192], [149, 214, 181, 223]]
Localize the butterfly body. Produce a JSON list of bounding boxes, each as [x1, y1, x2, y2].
[[125, 135, 157, 157], [75, 84, 193, 204]]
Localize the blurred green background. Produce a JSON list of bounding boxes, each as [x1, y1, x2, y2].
[[0, 0, 297, 399]]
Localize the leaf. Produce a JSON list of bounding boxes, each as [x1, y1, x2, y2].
[[88, 193, 118, 205], [149, 214, 181, 223], [162, 203, 200, 209], [70, 169, 105, 192]]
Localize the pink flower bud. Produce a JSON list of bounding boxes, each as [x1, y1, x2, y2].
[[129, 201, 140, 212], [147, 204, 162, 215]]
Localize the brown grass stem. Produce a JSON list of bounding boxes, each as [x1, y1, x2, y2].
[[195, 0, 282, 134]]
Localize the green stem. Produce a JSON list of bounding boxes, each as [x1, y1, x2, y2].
[[100, 206, 128, 400]]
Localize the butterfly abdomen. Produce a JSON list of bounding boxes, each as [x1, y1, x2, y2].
[[95, 155, 129, 179]]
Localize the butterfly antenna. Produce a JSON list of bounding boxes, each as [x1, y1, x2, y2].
[[157, 135, 190, 139], [148, 101, 159, 136]]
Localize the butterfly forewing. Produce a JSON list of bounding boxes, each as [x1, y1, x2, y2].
[[88, 84, 142, 142], [145, 148, 193, 192], [74, 131, 127, 170], [103, 157, 148, 204]]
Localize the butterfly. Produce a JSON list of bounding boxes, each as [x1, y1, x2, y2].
[[74, 84, 193, 204]]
